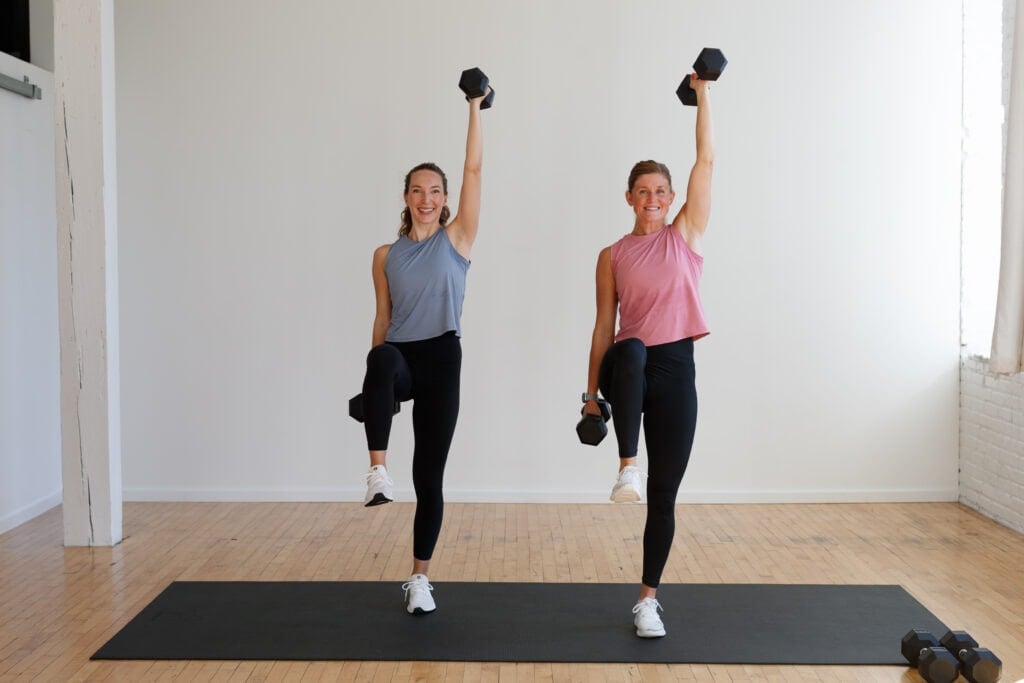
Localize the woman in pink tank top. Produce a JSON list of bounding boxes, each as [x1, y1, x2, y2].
[[582, 70, 715, 639]]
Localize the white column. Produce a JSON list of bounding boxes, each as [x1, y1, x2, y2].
[[54, 0, 122, 546]]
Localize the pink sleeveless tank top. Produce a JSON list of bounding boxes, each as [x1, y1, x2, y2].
[[611, 226, 709, 346]]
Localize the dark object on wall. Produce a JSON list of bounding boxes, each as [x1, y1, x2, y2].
[[1, 0, 31, 63]]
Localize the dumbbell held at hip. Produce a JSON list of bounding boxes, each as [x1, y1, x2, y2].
[[348, 393, 400, 424], [577, 393, 612, 446]]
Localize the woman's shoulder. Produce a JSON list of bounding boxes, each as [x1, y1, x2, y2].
[[608, 232, 632, 251], [440, 226, 471, 265], [373, 243, 392, 264], [664, 225, 703, 261]]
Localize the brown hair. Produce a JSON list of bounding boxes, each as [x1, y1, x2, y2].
[[399, 162, 450, 237], [627, 160, 673, 192]]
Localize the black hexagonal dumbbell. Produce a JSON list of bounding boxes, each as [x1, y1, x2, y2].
[[902, 630, 959, 683], [919, 647, 961, 683], [458, 67, 495, 109], [576, 397, 611, 446], [902, 629, 941, 667], [676, 47, 727, 107], [348, 393, 400, 423], [940, 630, 1003, 683]]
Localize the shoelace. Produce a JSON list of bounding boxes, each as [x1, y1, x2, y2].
[[365, 468, 392, 485], [402, 577, 434, 594], [619, 467, 646, 482], [632, 598, 662, 615]]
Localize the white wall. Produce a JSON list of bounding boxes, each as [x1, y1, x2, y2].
[[961, 357, 1024, 533], [0, 52, 60, 533], [115, 0, 963, 503]]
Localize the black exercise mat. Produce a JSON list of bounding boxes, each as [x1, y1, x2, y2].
[[92, 582, 947, 664]]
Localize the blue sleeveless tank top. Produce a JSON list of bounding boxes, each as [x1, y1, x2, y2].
[[385, 228, 470, 342]]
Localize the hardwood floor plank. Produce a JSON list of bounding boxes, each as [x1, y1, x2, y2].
[[1, 501, 1021, 682]]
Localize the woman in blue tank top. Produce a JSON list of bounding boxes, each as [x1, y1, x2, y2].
[[356, 82, 489, 615]]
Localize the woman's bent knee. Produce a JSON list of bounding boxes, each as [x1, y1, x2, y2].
[[366, 344, 402, 375]]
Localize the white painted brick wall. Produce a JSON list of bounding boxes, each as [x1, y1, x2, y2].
[[960, 357, 1024, 533]]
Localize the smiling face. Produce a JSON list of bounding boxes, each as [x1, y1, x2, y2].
[[626, 172, 675, 223], [404, 169, 447, 227]]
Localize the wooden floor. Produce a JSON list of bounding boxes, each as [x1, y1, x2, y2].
[[1, 501, 1022, 682]]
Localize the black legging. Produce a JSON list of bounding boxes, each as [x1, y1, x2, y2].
[[362, 331, 461, 561], [598, 337, 697, 588]]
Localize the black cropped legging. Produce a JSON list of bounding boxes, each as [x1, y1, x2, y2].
[[598, 337, 697, 588], [362, 331, 461, 561]]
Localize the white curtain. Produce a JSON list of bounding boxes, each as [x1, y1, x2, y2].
[[991, 0, 1024, 373]]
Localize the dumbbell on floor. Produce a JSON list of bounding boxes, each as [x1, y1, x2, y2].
[[902, 630, 960, 683], [676, 47, 727, 107], [901, 629, 1003, 683], [459, 67, 495, 109], [348, 393, 400, 423], [902, 630, 957, 683], [940, 630, 1003, 683], [576, 396, 611, 446]]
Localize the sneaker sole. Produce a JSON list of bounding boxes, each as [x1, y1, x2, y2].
[[364, 493, 393, 507], [407, 606, 436, 615], [636, 627, 666, 638], [610, 489, 642, 503]]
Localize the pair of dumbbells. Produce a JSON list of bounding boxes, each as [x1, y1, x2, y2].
[[463, 51, 724, 110], [901, 629, 1002, 683]]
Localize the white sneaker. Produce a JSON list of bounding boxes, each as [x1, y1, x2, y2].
[[402, 574, 436, 614], [364, 465, 394, 507], [632, 597, 666, 638], [610, 465, 643, 503]]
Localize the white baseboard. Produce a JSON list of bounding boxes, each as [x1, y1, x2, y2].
[[678, 488, 959, 503], [0, 491, 62, 535], [123, 487, 959, 504]]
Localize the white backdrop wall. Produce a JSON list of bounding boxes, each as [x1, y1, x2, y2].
[[115, 0, 962, 503], [0, 52, 60, 533]]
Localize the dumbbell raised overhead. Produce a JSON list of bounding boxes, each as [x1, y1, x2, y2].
[[348, 393, 400, 423], [676, 47, 727, 106], [459, 67, 495, 109], [576, 395, 611, 446]]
